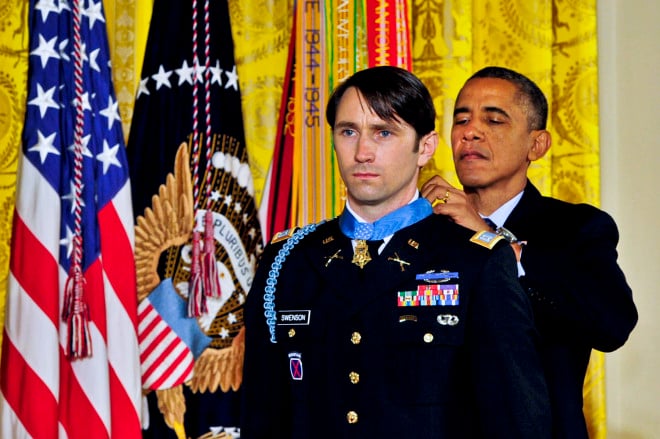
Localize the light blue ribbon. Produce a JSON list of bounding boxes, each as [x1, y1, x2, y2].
[[339, 197, 433, 240]]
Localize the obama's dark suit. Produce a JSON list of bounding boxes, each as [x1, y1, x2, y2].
[[508, 181, 638, 438]]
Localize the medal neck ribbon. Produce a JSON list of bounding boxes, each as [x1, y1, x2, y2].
[[339, 197, 433, 240]]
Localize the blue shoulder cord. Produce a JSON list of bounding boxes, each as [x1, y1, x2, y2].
[[263, 222, 321, 343]]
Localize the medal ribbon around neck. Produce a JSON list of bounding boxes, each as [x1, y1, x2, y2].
[[340, 198, 433, 268], [339, 197, 433, 240]]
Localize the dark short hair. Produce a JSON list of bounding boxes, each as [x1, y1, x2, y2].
[[467, 66, 548, 130], [325, 66, 436, 138]]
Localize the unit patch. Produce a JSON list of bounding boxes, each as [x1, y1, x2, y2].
[[288, 352, 303, 380]]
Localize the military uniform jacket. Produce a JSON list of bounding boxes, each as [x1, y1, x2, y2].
[[510, 181, 638, 438], [241, 214, 551, 438]]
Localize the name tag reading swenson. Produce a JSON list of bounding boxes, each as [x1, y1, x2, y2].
[[277, 310, 311, 325]]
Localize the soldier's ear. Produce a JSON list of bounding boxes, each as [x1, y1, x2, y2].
[[528, 130, 551, 161], [417, 131, 438, 167]]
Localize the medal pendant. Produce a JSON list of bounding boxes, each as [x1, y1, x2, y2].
[[352, 239, 372, 269]]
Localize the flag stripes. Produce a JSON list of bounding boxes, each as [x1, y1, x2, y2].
[[0, 0, 142, 437], [138, 299, 196, 390]]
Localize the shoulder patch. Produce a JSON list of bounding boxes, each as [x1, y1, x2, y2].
[[271, 228, 299, 244], [469, 230, 505, 249]]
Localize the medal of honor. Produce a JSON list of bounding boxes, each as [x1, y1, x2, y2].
[[352, 239, 372, 268]]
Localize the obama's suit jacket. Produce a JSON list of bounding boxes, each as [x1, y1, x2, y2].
[[508, 181, 638, 438]]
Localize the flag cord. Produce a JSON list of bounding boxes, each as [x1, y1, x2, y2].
[[188, 0, 221, 317], [62, 0, 92, 360]]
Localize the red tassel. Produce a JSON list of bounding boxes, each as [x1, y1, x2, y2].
[[63, 266, 92, 359], [188, 230, 206, 317], [201, 210, 221, 298]]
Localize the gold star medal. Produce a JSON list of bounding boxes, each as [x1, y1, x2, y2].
[[352, 239, 372, 269]]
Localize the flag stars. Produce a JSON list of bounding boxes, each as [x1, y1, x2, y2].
[[72, 91, 92, 112], [68, 134, 94, 158], [35, 0, 59, 23], [28, 130, 60, 163], [62, 181, 85, 214], [58, 39, 70, 62], [31, 34, 60, 68], [70, 43, 101, 73], [210, 190, 222, 202], [136, 77, 150, 98], [28, 84, 59, 118], [223, 195, 232, 206], [209, 60, 223, 86], [224, 65, 239, 91], [192, 58, 205, 84], [233, 202, 242, 214], [141, 58, 236, 95], [227, 313, 238, 325], [176, 60, 195, 86], [99, 95, 121, 129], [248, 227, 257, 240], [60, 226, 74, 258], [83, 0, 105, 29], [152, 65, 172, 90], [219, 327, 230, 339], [96, 140, 122, 174], [88, 48, 101, 72], [58, 0, 71, 13]]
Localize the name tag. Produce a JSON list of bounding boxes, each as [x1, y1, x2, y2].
[[277, 310, 311, 325]]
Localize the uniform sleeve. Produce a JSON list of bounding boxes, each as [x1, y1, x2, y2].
[[240, 244, 291, 438], [468, 243, 552, 438], [519, 208, 637, 352]]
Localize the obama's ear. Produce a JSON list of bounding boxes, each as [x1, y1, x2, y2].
[[528, 129, 551, 161]]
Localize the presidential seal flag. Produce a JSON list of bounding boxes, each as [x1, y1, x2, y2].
[[0, 0, 141, 437], [127, 0, 263, 437]]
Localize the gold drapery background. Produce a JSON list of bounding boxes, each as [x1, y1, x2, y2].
[[0, 0, 604, 436]]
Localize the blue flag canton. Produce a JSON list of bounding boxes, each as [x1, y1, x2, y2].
[[24, 0, 129, 271]]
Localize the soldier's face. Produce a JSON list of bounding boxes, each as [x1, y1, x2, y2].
[[332, 87, 435, 221]]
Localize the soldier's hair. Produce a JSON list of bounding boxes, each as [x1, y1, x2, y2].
[[325, 66, 436, 138]]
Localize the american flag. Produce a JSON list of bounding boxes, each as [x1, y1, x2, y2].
[[0, 0, 142, 437]]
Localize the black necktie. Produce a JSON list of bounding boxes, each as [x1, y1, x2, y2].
[[483, 218, 497, 230], [368, 239, 384, 256]]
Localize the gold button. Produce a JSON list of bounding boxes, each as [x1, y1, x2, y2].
[[349, 371, 360, 384], [346, 410, 358, 424], [288, 328, 296, 338], [423, 333, 434, 343], [351, 332, 362, 345]]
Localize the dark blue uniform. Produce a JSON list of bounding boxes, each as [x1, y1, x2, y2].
[[241, 214, 551, 438]]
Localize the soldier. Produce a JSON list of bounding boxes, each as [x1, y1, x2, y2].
[[241, 66, 551, 438]]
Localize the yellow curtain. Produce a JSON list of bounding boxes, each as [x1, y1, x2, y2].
[[103, 0, 153, 142], [0, 0, 604, 437], [0, 2, 28, 347]]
